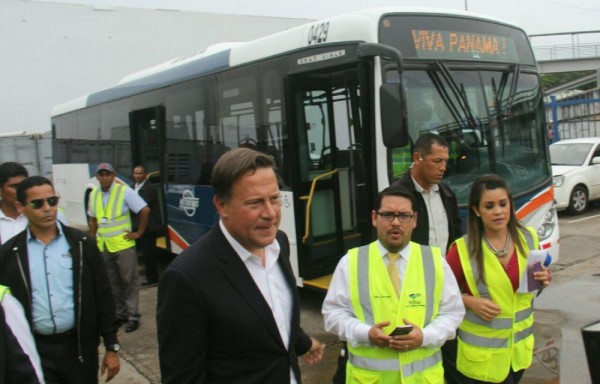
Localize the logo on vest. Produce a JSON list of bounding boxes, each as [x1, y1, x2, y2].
[[407, 293, 424, 307], [179, 189, 199, 217]]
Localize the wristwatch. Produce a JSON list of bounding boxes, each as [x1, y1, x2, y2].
[[106, 343, 121, 353]]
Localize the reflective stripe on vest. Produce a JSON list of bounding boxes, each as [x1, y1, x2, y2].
[[348, 349, 443, 377], [455, 227, 538, 381], [91, 184, 134, 252], [347, 242, 444, 383], [349, 354, 399, 371], [356, 246, 373, 325]]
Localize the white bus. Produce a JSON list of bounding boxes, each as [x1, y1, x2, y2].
[[51, 7, 559, 289]]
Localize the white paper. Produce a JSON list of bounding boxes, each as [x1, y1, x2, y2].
[[518, 250, 547, 293]]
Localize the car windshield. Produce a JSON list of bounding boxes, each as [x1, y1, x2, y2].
[[550, 143, 592, 166]]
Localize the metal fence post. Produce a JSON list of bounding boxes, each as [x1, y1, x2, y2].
[[550, 95, 560, 142]]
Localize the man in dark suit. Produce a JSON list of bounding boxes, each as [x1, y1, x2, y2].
[[157, 148, 324, 384], [132, 165, 163, 286]]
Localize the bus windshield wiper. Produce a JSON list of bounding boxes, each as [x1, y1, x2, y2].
[[503, 64, 520, 118], [428, 71, 463, 129], [434, 61, 478, 128]]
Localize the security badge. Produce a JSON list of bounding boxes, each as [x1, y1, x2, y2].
[[101, 217, 109, 224]]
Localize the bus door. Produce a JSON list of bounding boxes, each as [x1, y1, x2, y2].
[[129, 107, 169, 251], [288, 64, 375, 287]]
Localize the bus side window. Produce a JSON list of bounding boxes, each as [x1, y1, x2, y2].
[[218, 68, 259, 153]]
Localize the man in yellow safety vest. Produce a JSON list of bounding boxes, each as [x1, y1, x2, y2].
[[88, 163, 150, 333], [322, 186, 465, 384]]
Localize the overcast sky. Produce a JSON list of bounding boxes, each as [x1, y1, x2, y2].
[[40, 0, 600, 38]]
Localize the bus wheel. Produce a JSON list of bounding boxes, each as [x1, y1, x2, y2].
[[568, 185, 588, 215]]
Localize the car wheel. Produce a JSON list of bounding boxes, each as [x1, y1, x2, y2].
[[567, 185, 588, 215]]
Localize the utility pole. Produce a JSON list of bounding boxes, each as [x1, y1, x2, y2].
[[465, 0, 468, 11]]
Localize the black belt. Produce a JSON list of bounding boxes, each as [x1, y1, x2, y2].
[[34, 329, 76, 341]]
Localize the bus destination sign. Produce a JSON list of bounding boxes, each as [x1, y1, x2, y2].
[[410, 29, 519, 62]]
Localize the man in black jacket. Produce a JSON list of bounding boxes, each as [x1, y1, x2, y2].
[[132, 165, 163, 286], [0, 176, 120, 384], [391, 133, 462, 251]]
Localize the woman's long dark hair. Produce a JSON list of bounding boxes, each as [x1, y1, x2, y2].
[[466, 174, 526, 283]]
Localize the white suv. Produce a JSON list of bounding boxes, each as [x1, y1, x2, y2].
[[550, 137, 600, 214]]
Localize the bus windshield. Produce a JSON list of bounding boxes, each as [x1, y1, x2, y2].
[[391, 66, 550, 204], [380, 14, 549, 204]]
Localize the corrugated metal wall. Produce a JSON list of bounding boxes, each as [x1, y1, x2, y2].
[[0, 132, 52, 178]]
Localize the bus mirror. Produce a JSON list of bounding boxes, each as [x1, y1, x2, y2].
[[380, 83, 408, 147], [358, 43, 403, 72]]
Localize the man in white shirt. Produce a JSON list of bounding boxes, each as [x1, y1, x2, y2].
[[0, 162, 29, 244], [391, 133, 462, 252], [332, 133, 464, 383], [157, 148, 324, 384], [323, 187, 465, 383], [0, 162, 68, 245]]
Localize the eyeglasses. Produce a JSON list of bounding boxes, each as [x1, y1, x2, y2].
[[26, 196, 60, 209], [376, 211, 415, 223]]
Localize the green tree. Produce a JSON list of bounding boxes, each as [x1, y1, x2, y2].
[[541, 71, 595, 91]]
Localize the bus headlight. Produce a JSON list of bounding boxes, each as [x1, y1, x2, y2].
[[537, 208, 557, 241], [553, 175, 564, 188]]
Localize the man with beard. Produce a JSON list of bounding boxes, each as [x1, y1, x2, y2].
[[322, 187, 464, 384]]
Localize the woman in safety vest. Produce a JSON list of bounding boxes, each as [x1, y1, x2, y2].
[[443, 174, 552, 384]]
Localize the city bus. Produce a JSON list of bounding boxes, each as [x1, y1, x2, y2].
[[51, 7, 559, 289]]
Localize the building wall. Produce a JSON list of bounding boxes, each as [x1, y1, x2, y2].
[[0, 0, 309, 133]]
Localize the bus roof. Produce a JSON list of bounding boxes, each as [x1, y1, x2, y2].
[[51, 7, 521, 117]]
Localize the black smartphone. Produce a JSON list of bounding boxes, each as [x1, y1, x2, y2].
[[389, 325, 413, 336]]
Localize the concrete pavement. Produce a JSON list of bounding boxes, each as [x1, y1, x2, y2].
[[531, 254, 600, 384], [101, 285, 157, 384]]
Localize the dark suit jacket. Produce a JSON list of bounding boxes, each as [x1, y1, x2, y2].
[[132, 181, 162, 234], [157, 225, 312, 384], [392, 171, 463, 250]]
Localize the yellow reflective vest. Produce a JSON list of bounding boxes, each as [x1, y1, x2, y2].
[[0, 285, 8, 301], [90, 184, 135, 252], [455, 227, 538, 383], [347, 241, 445, 384]]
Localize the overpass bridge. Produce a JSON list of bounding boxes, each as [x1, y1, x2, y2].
[[531, 31, 600, 142], [531, 30, 600, 93]]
